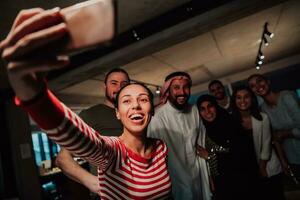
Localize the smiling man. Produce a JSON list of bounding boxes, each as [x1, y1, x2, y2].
[[208, 80, 232, 113], [148, 71, 211, 200]]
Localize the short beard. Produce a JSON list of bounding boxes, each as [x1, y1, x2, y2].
[[105, 90, 115, 105], [169, 96, 189, 110]]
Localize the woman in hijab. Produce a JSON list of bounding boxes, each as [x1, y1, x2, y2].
[[197, 94, 259, 200]]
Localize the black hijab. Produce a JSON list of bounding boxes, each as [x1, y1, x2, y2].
[[197, 95, 238, 146]]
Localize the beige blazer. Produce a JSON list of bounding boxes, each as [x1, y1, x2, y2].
[[252, 112, 282, 177]]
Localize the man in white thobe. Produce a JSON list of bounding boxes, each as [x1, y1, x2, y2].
[[148, 71, 211, 200]]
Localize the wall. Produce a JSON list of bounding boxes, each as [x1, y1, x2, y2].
[[0, 89, 42, 199]]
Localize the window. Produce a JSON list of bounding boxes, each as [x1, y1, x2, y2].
[[31, 131, 61, 167]]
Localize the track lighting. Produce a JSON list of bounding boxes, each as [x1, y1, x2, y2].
[[132, 30, 141, 41], [264, 23, 274, 38], [262, 35, 269, 46], [156, 86, 161, 94], [254, 22, 274, 70], [258, 50, 264, 59], [256, 57, 263, 65], [255, 60, 262, 70]]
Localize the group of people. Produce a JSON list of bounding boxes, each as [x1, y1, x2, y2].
[[1, 3, 299, 200], [198, 78, 300, 200]]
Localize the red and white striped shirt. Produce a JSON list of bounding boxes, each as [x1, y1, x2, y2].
[[17, 89, 171, 199]]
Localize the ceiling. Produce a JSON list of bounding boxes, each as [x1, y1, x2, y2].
[[1, 0, 300, 110]]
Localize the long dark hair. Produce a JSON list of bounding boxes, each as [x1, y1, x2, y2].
[[231, 86, 262, 122]]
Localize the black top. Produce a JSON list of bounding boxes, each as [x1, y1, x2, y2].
[[79, 104, 123, 136]]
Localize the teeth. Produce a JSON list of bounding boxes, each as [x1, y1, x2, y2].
[[177, 97, 186, 100], [130, 113, 143, 120]]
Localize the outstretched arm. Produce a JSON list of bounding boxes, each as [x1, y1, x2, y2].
[[56, 148, 100, 194], [1, 3, 116, 168]]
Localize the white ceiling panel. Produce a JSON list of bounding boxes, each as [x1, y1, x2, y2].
[[152, 33, 222, 70], [58, 79, 104, 97], [122, 56, 174, 85]]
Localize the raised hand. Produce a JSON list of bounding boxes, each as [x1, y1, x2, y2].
[[1, 0, 115, 61], [0, 8, 67, 61]]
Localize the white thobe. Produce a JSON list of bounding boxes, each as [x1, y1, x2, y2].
[[148, 101, 211, 200]]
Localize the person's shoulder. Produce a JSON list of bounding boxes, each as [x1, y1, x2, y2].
[[154, 104, 168, 116], [258, 112, 269, 123], [260, 112, 268, 118], [281, 90, 297, 98], [189, 104, 200, 117], [191, 104, 198, 112], [260, 101, 268, 110], [151, 138, 167, 151], [280, 90, 299, 103]]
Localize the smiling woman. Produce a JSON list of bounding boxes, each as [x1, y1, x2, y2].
[[231, 86, 285, 200], [13, 81, 171, 199], [0, 5, 171, 197]]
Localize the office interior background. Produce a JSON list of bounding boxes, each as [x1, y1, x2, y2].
[[1, 0, 300, 199]]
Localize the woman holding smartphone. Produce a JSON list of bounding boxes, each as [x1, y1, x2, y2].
[[1, 8, 171, 199]]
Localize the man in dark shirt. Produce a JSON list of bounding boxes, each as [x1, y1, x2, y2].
[[55, 68, 130, 198], [208, 80, 232, 113]]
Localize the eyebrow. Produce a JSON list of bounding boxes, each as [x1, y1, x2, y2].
[[120, 93, 149, 98]]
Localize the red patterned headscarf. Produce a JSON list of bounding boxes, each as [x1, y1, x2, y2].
[[156, 75, 192, 108]]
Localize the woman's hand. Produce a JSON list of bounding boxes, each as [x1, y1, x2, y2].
[[0, 7, 67, 61], [196, 145, 209, 160], [0, 8, 70, 101]]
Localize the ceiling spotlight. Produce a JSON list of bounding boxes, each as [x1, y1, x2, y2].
[[264, 23, 274, 38], [265, 31, 274, 38], [258, 50, 265, 59], [255, 56, 263, 67], [256, 65, 260, 70], [256, 56, 263, 65], [155, 86, 161, 94], [263, 36, 269, 46], [132, 30, 141, 41]]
